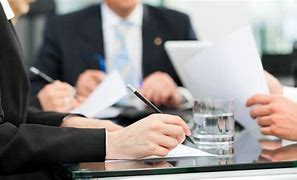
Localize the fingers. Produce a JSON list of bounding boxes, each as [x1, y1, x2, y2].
[[246, 94, 273, 107], [141, 87, 155, 102], [250, 105, 271, 119], [257, 116, 273, 127], [76, 70, 106, 96], [87, 70, 106, 83], [157, 114, 191, 136], [260, 126, 273, 136], [152, 146, 170, 157], [160, 124, 185, 143], [140, 72, 179, 107], [154, 133, 179, 150]]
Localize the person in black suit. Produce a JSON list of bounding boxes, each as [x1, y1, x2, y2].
[[30, 0, 197, 112], [0, 0, 191, 175]]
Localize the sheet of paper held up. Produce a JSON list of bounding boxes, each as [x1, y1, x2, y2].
[[184, 26, 269, 131], [72, 71, 127, 117], [106, 144, 216, 162]]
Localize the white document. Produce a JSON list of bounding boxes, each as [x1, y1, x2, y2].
[[145, 144, 216, 160], [106, 144, 216, 162], [95, 106, 123, 119], [184, 26, 269, 131], [72, 71, 127, 117]]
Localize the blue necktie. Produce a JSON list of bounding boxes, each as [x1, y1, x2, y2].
[[110, 20, 141, 107]]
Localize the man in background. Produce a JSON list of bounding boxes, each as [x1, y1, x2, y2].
[[30, 0, 197, 112]]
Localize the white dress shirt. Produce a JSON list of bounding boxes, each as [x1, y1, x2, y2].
[[101, 2, 143, 81], [0, 0, 14, 20]]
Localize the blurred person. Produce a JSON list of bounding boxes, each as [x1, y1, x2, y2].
[[30, 0, 197, 112], [0, 0, 191, 176]]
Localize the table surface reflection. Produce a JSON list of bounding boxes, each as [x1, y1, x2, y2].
[[49, 128, 297, 179]]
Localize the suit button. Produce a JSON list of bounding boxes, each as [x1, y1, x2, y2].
[[154, 37, 163, 46]]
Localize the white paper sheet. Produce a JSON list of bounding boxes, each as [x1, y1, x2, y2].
[[106, 144, 216, 162], [184, 26, 269, 131], [72, 71, 127, 117], [145, 144, 216, 160], [95, 106, 123, 119]]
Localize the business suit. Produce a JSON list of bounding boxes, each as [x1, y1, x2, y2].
[[0, 4, 105, 175], [30, 4, 197, 101]]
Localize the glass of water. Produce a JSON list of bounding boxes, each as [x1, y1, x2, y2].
[[193, 99, 234, 147]]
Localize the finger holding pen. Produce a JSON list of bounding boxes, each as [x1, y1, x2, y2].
[[127, 84, 195, 144], [31, 67, 80, 112], [30, 66, 77, 97]]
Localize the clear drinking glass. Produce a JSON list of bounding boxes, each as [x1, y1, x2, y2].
[[193, 99, 234, 147]]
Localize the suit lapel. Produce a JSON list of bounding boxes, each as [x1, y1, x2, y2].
[[77, 5, 105, 70]]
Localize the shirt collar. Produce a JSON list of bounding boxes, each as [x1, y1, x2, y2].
[[102, 2, 143, 27], [0, 0, 15, 20]]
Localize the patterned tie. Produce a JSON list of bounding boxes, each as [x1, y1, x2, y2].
[[109, 20, 141, 107]]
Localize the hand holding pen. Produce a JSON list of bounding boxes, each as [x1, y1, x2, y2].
[[127, 84, 195, 144], [30, 67, 79, 112]]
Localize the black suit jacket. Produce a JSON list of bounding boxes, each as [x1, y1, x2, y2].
[[0, 4, 105, 174], [30, 4, 197, 98]]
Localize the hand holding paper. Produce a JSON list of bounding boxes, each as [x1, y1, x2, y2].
[[72, 71, 127, 117]]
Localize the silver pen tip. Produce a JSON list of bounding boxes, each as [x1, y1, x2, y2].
[[126, 84, 137, 92], [30, 67, 39, 74]]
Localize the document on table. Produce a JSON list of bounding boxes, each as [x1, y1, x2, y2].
[[184, 26, 269, 131], [72, 71, 127, 117], [106, 144, 216, 162], [145, 144, 216, 159]]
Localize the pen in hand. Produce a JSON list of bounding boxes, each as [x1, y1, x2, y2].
[[30, 67, 54, 83], [30, 66, 77, 98], [126, 84, 195, 144]]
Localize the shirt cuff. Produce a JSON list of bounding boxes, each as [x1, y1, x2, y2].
[[283, 86, 297, 101], [178, 87, 194, 109]]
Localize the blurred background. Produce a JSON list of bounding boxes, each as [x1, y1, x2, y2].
[[15, 0, 297, 87]]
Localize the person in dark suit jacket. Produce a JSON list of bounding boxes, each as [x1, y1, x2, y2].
[[0, 0, 190, 175], [30, 0, 197, 112]]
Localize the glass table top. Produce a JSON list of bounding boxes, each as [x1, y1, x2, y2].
[[49, 128, 297, 179]]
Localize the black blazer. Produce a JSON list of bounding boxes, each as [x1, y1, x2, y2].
[[0, 4, 105, 174], [30, 4, 197, 97]]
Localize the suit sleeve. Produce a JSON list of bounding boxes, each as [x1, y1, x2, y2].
[[26, 107, 68, 126], [0, 123, 106, 174], [0, 98, 106, 174], [29, 16, 63, 96]]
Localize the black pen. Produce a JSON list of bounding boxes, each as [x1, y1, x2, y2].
[[30, 67, 54, 83], [126, 84, 195, 144]]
